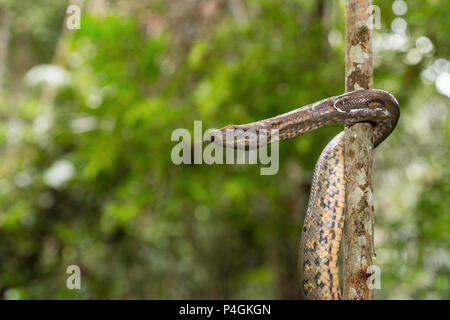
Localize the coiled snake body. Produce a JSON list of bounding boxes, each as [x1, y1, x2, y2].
[[210, 89, 400, 300]]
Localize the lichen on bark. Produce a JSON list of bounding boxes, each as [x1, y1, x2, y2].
[[343, 0, 375, 300]]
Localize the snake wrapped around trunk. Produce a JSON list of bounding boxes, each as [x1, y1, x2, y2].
[[209, 89, 400, 300]]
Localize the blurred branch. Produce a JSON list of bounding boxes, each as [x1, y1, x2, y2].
[[343, 0, 374, 300], [227, 0, 248, 26], [0, 10, 12, 89]]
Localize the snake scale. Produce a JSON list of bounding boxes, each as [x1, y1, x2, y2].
[[210, 89, 400, 299]]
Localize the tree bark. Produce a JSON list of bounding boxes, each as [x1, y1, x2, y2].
[[343, 0, 374, 300], [0, 10, 12, 90]]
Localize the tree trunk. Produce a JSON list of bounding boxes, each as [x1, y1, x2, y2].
[[343, 0, 375, 300], [0, 10, 12, 89]]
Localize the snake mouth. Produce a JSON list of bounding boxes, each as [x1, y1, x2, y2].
[[209, 125, 270, 150]]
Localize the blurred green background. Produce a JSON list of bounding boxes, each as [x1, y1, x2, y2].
[[0, 0, 448, 299]]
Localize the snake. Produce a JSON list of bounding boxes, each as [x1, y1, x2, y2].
[[209, 89, 400, 299]]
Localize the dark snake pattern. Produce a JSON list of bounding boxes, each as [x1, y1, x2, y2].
[[210, 89, 399, 299]]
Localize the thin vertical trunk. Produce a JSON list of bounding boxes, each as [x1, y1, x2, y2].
[[343, 0, 375, 300], [0, 11, 12, 89], [227, 0, 248, 26]]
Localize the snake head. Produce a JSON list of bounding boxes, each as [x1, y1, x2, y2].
[[208, 124, 271, 150]]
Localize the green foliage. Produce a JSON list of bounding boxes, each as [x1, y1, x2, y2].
[[0, 0, 449, 299]]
